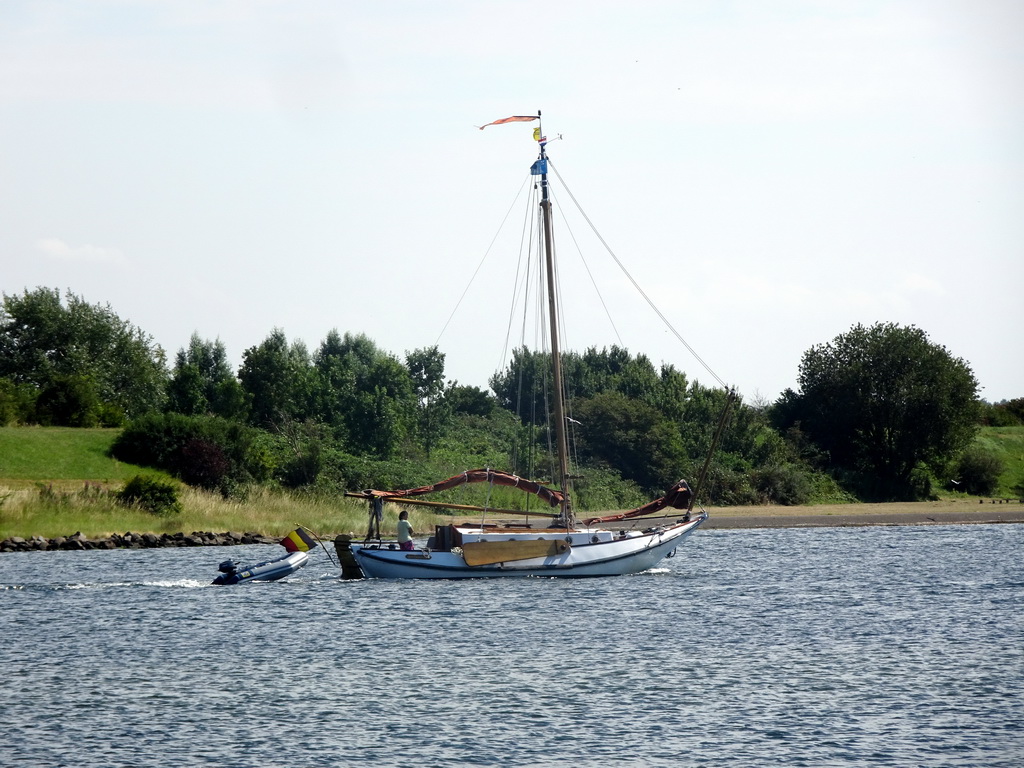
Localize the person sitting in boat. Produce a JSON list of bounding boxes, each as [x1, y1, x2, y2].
[[397, 509, 415, 551]]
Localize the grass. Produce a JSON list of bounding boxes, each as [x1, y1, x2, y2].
[[0, 427, 155, 487], [2, 425, 1021, 540], [0, 481, 450, 540], [975, 425, 1024, 497], [0, 426, 450, 540]]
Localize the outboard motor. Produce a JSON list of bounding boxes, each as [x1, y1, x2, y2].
[[212, 560, 241, 585]]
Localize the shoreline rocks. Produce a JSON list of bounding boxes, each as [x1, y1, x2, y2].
[[0, 530, 278, 553]]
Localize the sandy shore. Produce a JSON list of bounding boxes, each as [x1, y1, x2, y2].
[[468, 498, 1024, 530], [698, 498, 1024, 529]]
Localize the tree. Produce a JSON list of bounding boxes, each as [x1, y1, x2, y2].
[[776, 322, 980, 499], [34, 374, 102, 427], [573, 391, 686, 494], [238, 329, 316, 428], [0, 376, 37, 426], [405, 346, 449, 454], [980, 398, 1024, 427], [0, 287, 167, 420], [445, 385, 497, 417], [166, 334, 245, 419], [312, 330, 416, 457]]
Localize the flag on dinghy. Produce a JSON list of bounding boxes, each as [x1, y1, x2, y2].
[[281, 527, 316, 552]]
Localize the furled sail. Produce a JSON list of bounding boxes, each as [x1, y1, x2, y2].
[[583, 480, 693, 524], [353, 468, 564, 508]]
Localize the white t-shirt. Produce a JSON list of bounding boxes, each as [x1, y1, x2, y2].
[[397, 519, 414, 543]]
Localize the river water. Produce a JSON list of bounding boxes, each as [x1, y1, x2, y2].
[[1, 523, 1021, 767]]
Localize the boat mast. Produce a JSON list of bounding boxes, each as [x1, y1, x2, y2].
[[535, 111, 575, 527]]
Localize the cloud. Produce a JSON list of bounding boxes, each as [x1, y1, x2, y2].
[[35, 238, 127, 265]]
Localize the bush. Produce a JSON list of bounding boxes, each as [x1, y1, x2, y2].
[[117, 475, 182, 516], [34, 375, 101, 427], [112, 413, 272, 490], [0, 377, 36, 425], [178, 437, 232, 491], [572, 466, 648, 512], [111, 412, 197, 468], [752, 464, 813, 506], [697, 464, 759, 505], [955, 447, 1005, 495]]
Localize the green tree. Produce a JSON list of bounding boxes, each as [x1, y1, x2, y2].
[[776, 322, 980, 499], [112, 412, 274, 492], [0, 376, 38, 426], [312, 331, 416, 457], [573, 390, 686, 494], [166, 334, 245, 419], [444, 384, 497, 417], [239, 329, 316, 428], [34, 374, 102, 427], [405, 345, 449, 454], [0, 287, 167, 419], [980, 398, 1024, 427]]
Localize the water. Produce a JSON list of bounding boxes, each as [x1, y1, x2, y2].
[[1, 524, 1022, 767]]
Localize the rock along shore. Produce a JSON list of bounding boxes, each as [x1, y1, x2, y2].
[[0, 530, 278, 553]]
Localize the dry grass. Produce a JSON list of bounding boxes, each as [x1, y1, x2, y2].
[[0, 483, 451, 540], [703, 498, 1022, 518]]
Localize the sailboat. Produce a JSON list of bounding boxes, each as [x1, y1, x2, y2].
[[337, 113, 709, 579]]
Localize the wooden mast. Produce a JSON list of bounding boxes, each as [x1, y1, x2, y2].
[[535, 111, 574, 528]]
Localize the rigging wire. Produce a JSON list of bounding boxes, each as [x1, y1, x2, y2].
[[504, 181, 539, 373], [435, 173, 532, 348], [511, 183, 540, 483], [548, 159, 728, 390]]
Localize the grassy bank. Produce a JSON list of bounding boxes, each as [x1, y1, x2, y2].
[[975, 425, 1024, 497], [2, 425, 1021, 540], [0, 427, 451, 539], [0, 482, 451, 541], [0, 427, 151, 487]]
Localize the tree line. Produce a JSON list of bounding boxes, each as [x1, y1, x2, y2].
[[2, 287, 1018, 504]]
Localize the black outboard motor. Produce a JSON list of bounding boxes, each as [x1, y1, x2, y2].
[[212, 560, 241, 585]]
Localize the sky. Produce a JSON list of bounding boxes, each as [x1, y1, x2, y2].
[[2, 0, 1022, 404]]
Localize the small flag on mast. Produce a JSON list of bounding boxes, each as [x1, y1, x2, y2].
[[281, 527, 317, 552], [477, 115, 538, 130]]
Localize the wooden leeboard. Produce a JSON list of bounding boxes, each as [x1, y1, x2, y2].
[[462, 539, 569, 567]]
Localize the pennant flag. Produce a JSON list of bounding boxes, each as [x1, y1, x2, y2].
[[477, 115, 538, 130], [281, 527, 317, 552]]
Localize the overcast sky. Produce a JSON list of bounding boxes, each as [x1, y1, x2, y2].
[[2, 0, 1021, 403]]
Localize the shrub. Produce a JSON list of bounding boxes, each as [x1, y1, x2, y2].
[[34, 375, 101, 427], [178, 437, 232, 491], [752, 464, 813, 506], [0, 377, 36, 425], [117, 475, 182, 516], [697, 464, 759, 505], [111, 413, 272, 489], [111, 412, 197, 468], [955, 447, 1005, 495]]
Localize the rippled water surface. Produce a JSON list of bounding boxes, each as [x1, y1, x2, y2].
[[2, 524, 1022, 767]]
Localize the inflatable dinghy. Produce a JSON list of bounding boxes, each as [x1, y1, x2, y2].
[[212, 550, 309, 585]]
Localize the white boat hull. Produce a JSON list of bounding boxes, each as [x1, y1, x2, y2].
[[350, 515, 704, 579]]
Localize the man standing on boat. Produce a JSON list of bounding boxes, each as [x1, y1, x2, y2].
[[397, 510, 415, 551]]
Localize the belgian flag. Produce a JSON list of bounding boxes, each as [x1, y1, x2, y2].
[[281, 527, 317, 553]]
